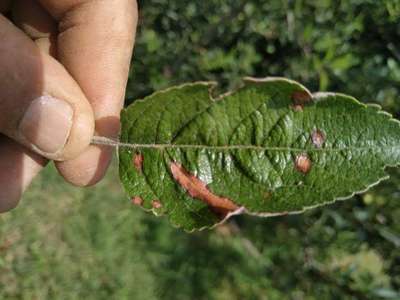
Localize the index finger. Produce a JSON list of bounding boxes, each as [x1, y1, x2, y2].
[[39, 0, 138, 186]]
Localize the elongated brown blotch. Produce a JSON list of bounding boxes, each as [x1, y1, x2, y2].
[[170, 162, 239, 217]]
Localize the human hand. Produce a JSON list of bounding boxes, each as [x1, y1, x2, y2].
[[0, 0, 138, 212]]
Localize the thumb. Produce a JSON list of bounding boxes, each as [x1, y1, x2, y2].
[[0, 15, 94, 161]]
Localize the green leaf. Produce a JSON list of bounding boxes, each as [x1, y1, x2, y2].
[[119, 77, 400, 231]]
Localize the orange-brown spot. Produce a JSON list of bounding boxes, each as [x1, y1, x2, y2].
[[291, 90, 312, 111], [170, 162, 239, 217], [133, 153, 144, 172], [152, 200, 162, 209], [295, 153, 312, 174], [132, 196, 143, 206], [311, 129, 325, 148]]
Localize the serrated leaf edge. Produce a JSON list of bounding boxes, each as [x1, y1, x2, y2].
[[120, 77, 400, 231]]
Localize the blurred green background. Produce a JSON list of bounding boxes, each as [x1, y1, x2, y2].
[[1, 0, 400, 299]]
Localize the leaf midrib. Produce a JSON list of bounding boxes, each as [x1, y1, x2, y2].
[[115, 142, 399, 152]]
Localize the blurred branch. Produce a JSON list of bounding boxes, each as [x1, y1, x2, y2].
[[225, 221, 372, 299], [387, 43, 400, 61], [308, 264, 371, 300], [229, 221, 263, 261]]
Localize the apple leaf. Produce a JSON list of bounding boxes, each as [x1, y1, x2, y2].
[[118, 77, 400, 231]]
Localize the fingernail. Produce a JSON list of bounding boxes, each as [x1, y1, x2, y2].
[[19, 95, 73, 154]]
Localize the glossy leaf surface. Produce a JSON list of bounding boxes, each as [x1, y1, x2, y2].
[[119, 78, 400, 231]]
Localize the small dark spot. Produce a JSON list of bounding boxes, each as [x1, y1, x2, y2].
[[152, 200, 162, 209], [311, 129, 325, 148], [291, 90, 312, 111], [295, 153, 312, 174], [292, 90, 312, 104], [133, 153, 144, 172], [131, 196, 143, 206]]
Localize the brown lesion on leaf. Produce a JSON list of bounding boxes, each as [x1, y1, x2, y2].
[[152, 200, 162, 209], [131, 196, 144, 206], [295, 153, 312, 174], [311, 129, 325, 148], [170, 162, 239, 217], [133, 153, 144, 173], [291, 90, 313, 111]]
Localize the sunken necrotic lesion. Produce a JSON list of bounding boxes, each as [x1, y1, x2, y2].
[[294, 153, 312, 174], [133, 152, 144, 172], [169, 162, 239, 217], [311, 129, 326, 148]]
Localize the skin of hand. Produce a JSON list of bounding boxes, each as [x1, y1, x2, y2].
[[0, 0, 138, 212]]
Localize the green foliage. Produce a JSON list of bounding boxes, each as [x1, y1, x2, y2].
[[2, 163, 400, 300], [120, 78, 400, 230], [130, 0, 400, 115], [1, 0, 400, 299]]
